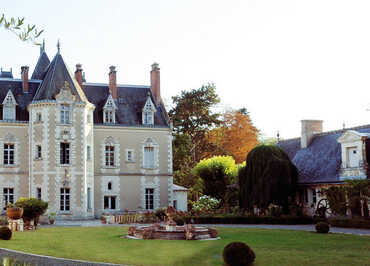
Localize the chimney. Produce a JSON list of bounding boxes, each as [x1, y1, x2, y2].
[[301, 120, 323, 148], [75, 64, 83, 88], [21, 66, 29, 93], [108, 66, 117, 99], [150, 62, 160, 104]]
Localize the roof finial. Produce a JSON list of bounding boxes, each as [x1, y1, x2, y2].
[[277, 130, 280, 143], [57, 39, 60, 54], [40, 39, 45, 55], [343, 121, 346, 129]]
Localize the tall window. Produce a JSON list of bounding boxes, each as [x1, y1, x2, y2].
[[87, 145, 91, 161], [144, 147, 154, 168], [108, 182, 112, 190], [127, 150, 134, 162], [4, 144, 15, 165], [60, 143, 70, 165], [3, 188, 14, 208], [104, 111, 114, 123], [60, 104, 70, 124], [104, 196, 116, 209], [36, 113, 42, 122], [37, 187, 42, 200], [36, 145, 42, 159], [143, 112, 153, 125], [60, 188, 70, 212], [145, 188, 154, 210], [87, 187, 92, 210], [312, 189, 317, 204], [105, 145, 114, 166]]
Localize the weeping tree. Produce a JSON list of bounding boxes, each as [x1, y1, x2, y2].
[[239, 145, 298, 212]]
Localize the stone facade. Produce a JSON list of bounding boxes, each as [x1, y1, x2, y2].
[[0, 46, 174, 219]]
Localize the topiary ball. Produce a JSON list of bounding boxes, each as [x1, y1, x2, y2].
[[0, 226, 12, 240], [223, 242, 255, 266], [315, 222, 330, 234]]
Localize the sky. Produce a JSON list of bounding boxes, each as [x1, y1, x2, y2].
[[1, 0, 370, 139]]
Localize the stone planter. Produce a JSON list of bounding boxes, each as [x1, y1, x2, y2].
[[6, 207, 23, 220]]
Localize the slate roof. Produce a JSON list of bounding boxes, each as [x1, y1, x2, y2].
[[0, 69, 13, 79], [31, 51, 50, 80], [0, 50, 170, 128], [279, 125, 370, 185], [83, 83, 169, 127], [33, 52, 88, 103]]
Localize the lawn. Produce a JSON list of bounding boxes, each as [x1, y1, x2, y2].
[[0, 226, 369, 265]]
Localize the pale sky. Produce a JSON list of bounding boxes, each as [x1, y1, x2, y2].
[[1, 0, 370, 139]]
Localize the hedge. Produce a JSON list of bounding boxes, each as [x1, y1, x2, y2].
[[184, 216, 317, 225], [328, 218, 370, 229]]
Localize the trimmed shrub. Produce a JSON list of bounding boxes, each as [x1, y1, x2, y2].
[[316, 222, 330, 234], [0, 216, 8, 226], [15, 198, 48, 224], [0, 227, 12, 240], [223, 242, 255, 266], [154, 208, 167, 221], [328, 218, 370, 229]]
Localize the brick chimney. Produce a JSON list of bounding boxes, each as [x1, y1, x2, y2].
[[75, 64, 83, 88], [21, 66, 29, 93], [150, 62, 160, 104], [109, 66, 117, 99], [301, 120, 323, 148]]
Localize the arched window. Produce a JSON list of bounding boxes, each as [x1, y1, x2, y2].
[[108, 182, 112, 190]]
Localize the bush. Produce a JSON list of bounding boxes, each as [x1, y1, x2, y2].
[[154, 208, 167, 221], [267, 204, 283, 217], [15, 198, 48, 223], [328, 218, 370, 229], [0, 216, 8, 226], [173, 215, 185, 226], [223, 242, 255, 266], [183, 215, 316, 225], [0, 227, 12, 240], [316, 222, 330, 234], [192, 195, 220, 212]]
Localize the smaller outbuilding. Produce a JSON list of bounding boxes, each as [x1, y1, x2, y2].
[[173, 184, 188, 212]]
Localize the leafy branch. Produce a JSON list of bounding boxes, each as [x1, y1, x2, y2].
[[0, 14, 43, 45]]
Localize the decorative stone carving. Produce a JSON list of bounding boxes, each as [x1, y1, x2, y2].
[[55, 81, 76, 103]]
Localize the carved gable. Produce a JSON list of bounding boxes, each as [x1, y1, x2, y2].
[[337, 130, 365, 143], [103, 94, 117, 110], [55, 81, 76, 103], [2, 90, 17, 106], [143, 95, 156, 112]]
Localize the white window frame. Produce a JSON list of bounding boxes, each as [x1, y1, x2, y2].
[[105, 145, 115, 167], [4, 143, 15, 165], [60, 104, 70, 124], [3, 187, 14, 208], [60, 187, 71, 212], [60, 142, 70, 165], [87, 145, 91, 161], [143, 111, 154, 125], [126, 149, 135, 162], [104, 195, 117, 210], [144, 147, 154, 169], [36, 145, 42, 159], [145, 188, 154, 210]]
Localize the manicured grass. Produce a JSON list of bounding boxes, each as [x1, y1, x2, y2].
[[0, 226, 369, 265]]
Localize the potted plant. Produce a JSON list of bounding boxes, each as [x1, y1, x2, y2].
[[6, 203, 23, 220], [15, 198, 48, 229], [48, 212, 56, 225], [101, 215, 107, 224]]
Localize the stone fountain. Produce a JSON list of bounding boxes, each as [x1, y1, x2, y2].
[[126, 206, 218, 240]]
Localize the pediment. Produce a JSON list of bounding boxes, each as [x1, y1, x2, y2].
[[2, 90, 17, 105], [103, 94, 117, 110], [337, 130, 364, 143], [143, 95, 156, 112], [55, 81, 76, 103]]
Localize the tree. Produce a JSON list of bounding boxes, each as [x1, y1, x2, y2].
[[205, 109, 259, 163], [239, 145, 298, 212], [1, 13, 43, 44], [169, 84, 221, 164], [193, 156, 237, 202]]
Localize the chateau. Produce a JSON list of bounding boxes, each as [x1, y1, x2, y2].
[[0, 43, 177, 218]]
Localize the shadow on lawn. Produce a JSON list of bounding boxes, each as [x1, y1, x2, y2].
[[172, 241, 223, 266]]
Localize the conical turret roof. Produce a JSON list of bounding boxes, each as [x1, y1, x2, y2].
[[33, 52, 88, 103], [31, 51, 50, 80]]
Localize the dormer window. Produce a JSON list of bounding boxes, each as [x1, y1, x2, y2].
[[142, 94, 156, 126], [2, 90, 17, 121], [60, 104, 70, 124], [103, 94, 117, 124]]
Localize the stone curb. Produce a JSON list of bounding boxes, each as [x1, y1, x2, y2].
[[0, 247, 126, 266]]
